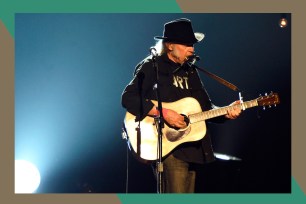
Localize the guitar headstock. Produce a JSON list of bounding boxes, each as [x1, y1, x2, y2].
[[257, 92, 280, 108]]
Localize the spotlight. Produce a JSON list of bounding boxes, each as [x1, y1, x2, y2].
[[15, 160, 41, 193], [279, 14, 288, 28]]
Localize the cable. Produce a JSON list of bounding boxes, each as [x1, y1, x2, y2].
[[125, 142, 129, 193]]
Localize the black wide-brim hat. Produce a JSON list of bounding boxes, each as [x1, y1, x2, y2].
[[154, 18, 204, 45]]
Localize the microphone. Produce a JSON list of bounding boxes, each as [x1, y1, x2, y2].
[[150, 47, 158, 57], [173, 54, 201, 73], [186, 54, 200, 66]]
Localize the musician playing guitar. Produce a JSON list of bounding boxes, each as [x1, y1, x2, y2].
[[121, 18, 242, 193]]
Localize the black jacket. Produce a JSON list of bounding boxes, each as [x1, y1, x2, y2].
[[121, 53, 226, 164]]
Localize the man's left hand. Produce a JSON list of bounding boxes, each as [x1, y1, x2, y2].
[[225, 100, 242, 119]]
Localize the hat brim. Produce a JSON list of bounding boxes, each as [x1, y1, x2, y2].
[[154, 32, 205, 44]]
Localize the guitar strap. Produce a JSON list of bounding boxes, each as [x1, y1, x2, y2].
[[194, 66, 240, 92], [178, 55, 239, 91], [175, 55, 240, 92]]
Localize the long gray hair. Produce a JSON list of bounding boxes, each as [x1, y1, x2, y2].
[[153, 40, 170, 56]]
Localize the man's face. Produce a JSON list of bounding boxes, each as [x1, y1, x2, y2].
[[167, 43, 195, 65]]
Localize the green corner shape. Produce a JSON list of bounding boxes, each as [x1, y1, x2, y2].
[[0, 0, 182, 37], [117, 177, 305, 204]]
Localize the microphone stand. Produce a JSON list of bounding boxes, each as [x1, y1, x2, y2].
[[150, 47, 164, 193]]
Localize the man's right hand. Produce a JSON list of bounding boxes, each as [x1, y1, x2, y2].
[[162, 108, 187, 129]]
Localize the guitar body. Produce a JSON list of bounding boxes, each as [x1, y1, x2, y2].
[[124, 97, 206, 161]]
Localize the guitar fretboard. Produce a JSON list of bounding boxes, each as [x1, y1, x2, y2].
[[189, 99, 258, 123]]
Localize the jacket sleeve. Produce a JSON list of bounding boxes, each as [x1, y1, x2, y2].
[[121, 60, 156, 121]]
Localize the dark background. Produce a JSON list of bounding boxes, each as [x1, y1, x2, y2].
[[15, 13, 291, 193]]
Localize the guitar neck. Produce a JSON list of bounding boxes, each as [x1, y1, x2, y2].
[[189, 99, 258, 123]]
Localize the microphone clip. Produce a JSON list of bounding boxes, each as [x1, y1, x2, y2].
[[186, 54, 200, 67]]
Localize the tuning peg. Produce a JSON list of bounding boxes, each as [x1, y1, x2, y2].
[[265, 93, 268, 96], [263, 106, 265, 110], [269, 105, 271, 108]]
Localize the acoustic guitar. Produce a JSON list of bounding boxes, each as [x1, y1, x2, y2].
[[123, 92, 280, 161]]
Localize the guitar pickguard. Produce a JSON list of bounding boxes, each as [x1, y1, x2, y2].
[[164, 126, 191, 142]]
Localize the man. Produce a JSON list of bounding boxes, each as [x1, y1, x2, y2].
[[121, 18, 241, 193]]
